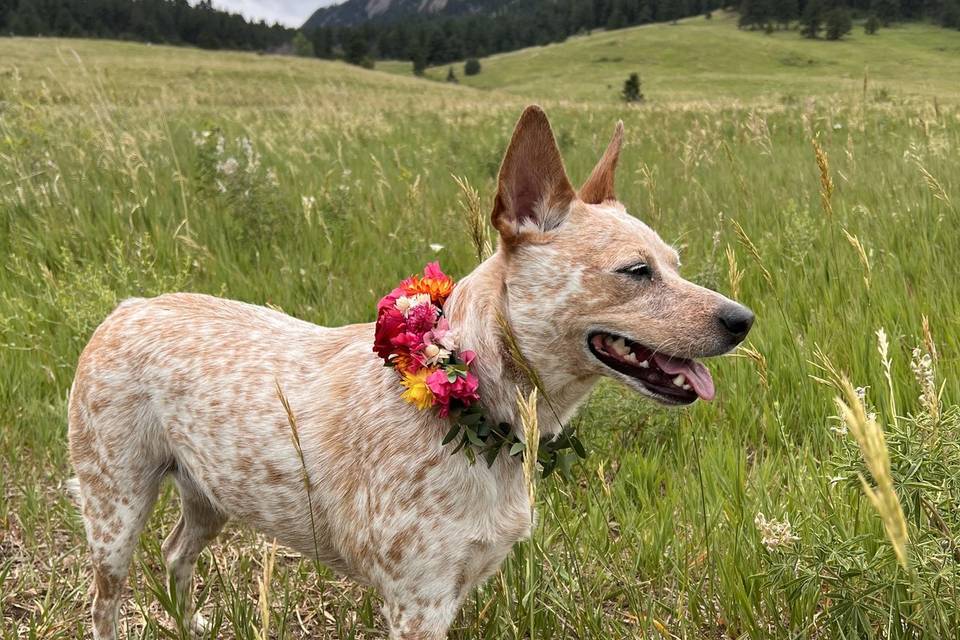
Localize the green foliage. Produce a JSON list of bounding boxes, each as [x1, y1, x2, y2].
[[801, 0, 824, 38], [292, 31, 315, 57], [446, 66, 458, 83], [621, 72, 644, 102], [825, 7, 853, 40], [3, 34, 960, 640], [866, 13, 881, 34], [464, 57, 482, 76]]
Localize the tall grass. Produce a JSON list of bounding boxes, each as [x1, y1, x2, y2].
[[1, 34, 959, 639]]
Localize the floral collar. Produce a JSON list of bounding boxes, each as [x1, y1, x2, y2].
[[374, 263, 586, 476]]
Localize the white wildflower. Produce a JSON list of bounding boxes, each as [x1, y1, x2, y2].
[[755, 512, 799, 551], [217, 157, 239, 176], [833, 123, 844, 130], [429, 243, 445, 252], [422, 343, 451, 366], [395, 293, 432, 316]]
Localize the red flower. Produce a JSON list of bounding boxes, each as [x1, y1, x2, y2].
[[374, 307, 405, 359]]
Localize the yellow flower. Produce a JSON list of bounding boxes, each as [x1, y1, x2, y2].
[[400, 368, 435, 410]]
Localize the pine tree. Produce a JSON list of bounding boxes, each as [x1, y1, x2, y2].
[[800, 0, 824, 38], [622, 72, 644, 102], [446, 66, 458, 82], [865, 13, 880, 33], [871, 0, 900, 26], [824, 6, 852, 40]]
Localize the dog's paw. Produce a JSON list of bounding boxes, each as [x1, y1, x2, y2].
[[190, 612, 211, 638]]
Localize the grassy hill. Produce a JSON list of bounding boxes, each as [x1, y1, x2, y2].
[[381, 12, 960, 103], [2, 27, 960, 640]]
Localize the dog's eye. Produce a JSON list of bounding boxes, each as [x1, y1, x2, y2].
[[617, 263, 652, 280]]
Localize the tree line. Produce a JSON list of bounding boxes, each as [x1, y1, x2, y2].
[[307, 0, 959, 70], [737, 0, 960, 34], [0, 0, 293, 51]]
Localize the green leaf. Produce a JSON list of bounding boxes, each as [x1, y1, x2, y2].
[[570, 435, 587, 459], [509, 442, 526, 456], [441, 423, 461, 445], [466, 428, 484, 447]]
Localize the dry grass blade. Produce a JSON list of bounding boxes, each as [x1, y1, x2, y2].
[[841, 228, 871, 289], [812, 136, 834, 218], [253, 539, 278, 640], [496, 310, 545, 398], [910, 156, 953, 207], [725, 244, 743, 299], [453, 174, 492, 263], [730, 218, 773, 287], [734, 342, 768, 390], [876, 328, 898, 426], [516, 387, 540, 507], [835, 377, 910, 569]]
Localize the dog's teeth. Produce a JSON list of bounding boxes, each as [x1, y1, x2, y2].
[[682, 384, 691, 390], [612, 338, 629, 356], [638, 360, 649, 368], [624, 352, 637, 363], [673, 374, 686, 387]]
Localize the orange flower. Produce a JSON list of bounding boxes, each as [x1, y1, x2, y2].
[[405, 262, 454, 305]]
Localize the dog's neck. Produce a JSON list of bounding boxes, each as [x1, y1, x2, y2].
[[444, 251, 598, 438]]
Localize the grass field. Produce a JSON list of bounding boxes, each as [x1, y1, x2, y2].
[[2, 14, 960, 639]]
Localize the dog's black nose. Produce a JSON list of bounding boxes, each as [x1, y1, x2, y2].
[[718, 303, 754, 343]]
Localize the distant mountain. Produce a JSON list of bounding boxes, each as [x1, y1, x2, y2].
[[302, 0, 514, 28]]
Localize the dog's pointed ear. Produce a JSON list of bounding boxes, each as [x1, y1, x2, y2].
[[491, 106, 575, 243], [579, 120, 624, 205]]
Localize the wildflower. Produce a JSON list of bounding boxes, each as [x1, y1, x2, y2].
[[395, 293, 432, 317], [420, 343, 451, 367], [426, 369, 480, 417], [406, 302, 439, 336], [429, 243, 445, 252], [426, 317, 459, 351], [755, 512, 799, 551], [217, 157, 239, 176], [400, 369, 435, 410]]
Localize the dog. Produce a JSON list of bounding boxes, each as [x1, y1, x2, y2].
[[68, 105, 753, 639]]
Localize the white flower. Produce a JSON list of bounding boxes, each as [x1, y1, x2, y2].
[[755, 512, 799, 551], [395, 293, 432, 316], [429, 243, 445, 252], [833, 123, 844, 130], [422, 343, 451, 366], [217, 157, 239, 176]]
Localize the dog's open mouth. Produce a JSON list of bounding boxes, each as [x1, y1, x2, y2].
[[588, 332, 716, 405]]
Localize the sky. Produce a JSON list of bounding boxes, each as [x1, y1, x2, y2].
[[208, 0, 341, 27]]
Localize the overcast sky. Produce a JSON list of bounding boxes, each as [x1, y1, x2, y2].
[[208, 1, 340, 27]]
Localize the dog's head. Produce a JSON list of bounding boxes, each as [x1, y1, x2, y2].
[[493, 106, 753, 406]]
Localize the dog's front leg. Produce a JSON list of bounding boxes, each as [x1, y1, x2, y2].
[[382, 593, 461, 640]]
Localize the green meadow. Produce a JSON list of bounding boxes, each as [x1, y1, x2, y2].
[[2, 13, 960, 639]]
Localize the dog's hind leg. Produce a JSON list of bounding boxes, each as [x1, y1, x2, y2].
[[161, 471, 227, 634], [69, 411, 164, 640]]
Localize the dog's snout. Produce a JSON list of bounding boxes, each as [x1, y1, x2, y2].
[[717, 303, 754, 343]]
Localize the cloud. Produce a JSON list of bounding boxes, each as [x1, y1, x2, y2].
[[209, 0, 341, 27]]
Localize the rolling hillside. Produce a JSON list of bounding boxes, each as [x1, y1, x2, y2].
[[381, 12, 960, 103]]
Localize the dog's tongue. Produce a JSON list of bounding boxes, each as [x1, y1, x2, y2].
[[653, 354, 716, 401]]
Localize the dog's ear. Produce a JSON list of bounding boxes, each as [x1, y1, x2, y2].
[[491, 106, 575, 243], [579, 120, 624, 205]]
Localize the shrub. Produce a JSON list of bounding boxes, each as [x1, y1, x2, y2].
[[292, 32, 314, 57], [825, 7, 853, 40], [865, 14, 880, 34], [464, 58, 481, 76], [446, 66, 458, 83], [621, 72, 644, 103]]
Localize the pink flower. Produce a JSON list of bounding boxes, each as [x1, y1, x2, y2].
[[425, 317, 459, 352], [377, 285, 407, 315], [423, 261, 445, 280], [426, 369, 480, 417], [406, 302, 439, 336]]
